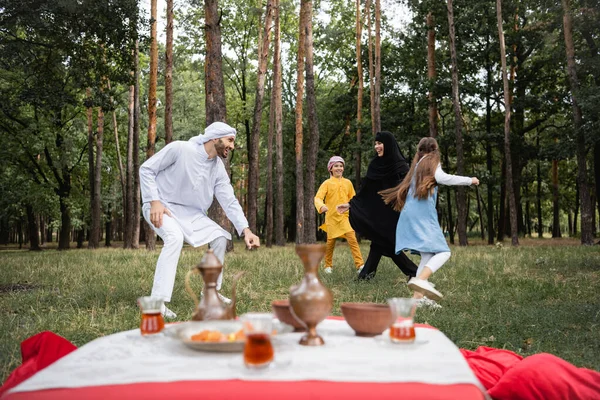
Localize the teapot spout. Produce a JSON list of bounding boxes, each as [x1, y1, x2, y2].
[[229, 271, 246, 318]]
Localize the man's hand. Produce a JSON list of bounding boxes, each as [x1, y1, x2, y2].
[[243, 228, 261, 250], [150, 200, 172, 228], [336, 203, 350, 214], [320, 205, 328, 213], [471, 177, 480, 186]]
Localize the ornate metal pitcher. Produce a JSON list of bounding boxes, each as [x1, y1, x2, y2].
[[185, 249, 244, 321]]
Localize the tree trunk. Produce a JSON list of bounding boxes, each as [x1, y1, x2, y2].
[[427, 11, 438, 138], [525, 183, 531, 236], [510, 11, 526, 237], [303, 0, 319, 244], [108, 78, 126, 247], [574, 185, 579, 235], [86, 88, 95, 246], [46, 219, 52, 243], [444, 150, 455, 244], [133, 39, 141, 249], [496, 0, 519, 246], [248, 0, 275, 233], [105, 203, 112, 247], [447, 0, 468, 246], [485, 37, 495, 244], [568, 210, 573, 237], [294, 0, 308, 244], [76, 226, 84, 248], [562, 0, 593, 245], [205, 0, 233, 250], [591, 194, 597, 237], [26, 205, 41, 251], [536, 135, 543, 238], [372, 0, 381, 133], [552, 156, 561, 238], [448, 190, 455, 244], [366, 0, 375, 135], [596, 142, 600, 238], [205, 0, 228, 125], [17, 216, 23, 249], [39, 215, 45, 245], [475, 182, 485, 240], [89, 106, 104, 248], [497, 160, 506, 241], [266, 0, 280, 248], [273, 0, 285, 246], [124, 71, 135, 249], [266, 88, 274, 247], [146, 0, 158, 251], [165, 0, 174, 144], [0, 216, 8, 245], [355, 0, 364, 187], [58, 194, 71, 250]]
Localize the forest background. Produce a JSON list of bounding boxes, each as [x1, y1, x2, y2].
[[0, 0, 599, 250]]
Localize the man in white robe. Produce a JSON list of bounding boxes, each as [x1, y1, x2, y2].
[[140, 121, 260, 319]]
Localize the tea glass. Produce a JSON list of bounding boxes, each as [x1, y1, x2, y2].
[[137, 296, 165, 336], [387, 298, 417, 343], [241, 313, 274, 369]]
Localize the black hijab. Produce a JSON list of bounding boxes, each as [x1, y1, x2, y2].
[[366, 131, 409, 180], [348, 131, 410, 255]]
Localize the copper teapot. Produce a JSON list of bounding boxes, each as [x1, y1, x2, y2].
[[185, 249, 244, 321]]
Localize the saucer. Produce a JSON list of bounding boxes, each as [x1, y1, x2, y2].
[[375, 330, 429, 348], [227, 356, 292, 372], [124, 331, 165, 341]]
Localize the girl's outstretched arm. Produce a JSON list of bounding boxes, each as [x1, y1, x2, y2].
[[434, 164, 478, 186]]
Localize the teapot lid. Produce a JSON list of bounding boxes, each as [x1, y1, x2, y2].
[[198, 249, 222, 269]]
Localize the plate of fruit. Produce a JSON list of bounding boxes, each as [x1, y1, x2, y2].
[[165, 320, 292, 352]]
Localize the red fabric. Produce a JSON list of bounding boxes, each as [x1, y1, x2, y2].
[[0, 331, 77, 398], [460, 346, 523, 390], [461, 346, 600, 400], [488, 353, 600, 400], [2, 380, 485, 400]]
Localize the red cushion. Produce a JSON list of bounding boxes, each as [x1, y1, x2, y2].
[[0, 331, 77, 397], [488, 353, 600, 400], [460, 346, 523, 390]]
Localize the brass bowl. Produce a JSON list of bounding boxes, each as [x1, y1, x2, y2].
[[272, 299, 306, 332], [341, 302, 393, 337]]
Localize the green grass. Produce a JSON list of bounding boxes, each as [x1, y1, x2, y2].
[[1, 239, 599, 382]]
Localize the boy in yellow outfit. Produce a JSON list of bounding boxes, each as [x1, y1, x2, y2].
[[314, 156, 364, 274]]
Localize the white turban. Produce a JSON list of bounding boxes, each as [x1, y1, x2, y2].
[[189, 122, 236, 146]]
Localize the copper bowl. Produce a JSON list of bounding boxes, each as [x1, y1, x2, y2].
[[341, 302, 394, 337], [271, 300, 306, 332]]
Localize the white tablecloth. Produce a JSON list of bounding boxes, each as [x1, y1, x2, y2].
[[9, 319, 486, 395]]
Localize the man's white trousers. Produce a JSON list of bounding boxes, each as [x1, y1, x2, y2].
[[143, 207, 227, 303]]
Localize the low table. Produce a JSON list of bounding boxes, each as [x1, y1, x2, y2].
[[3, 318, 487, 400]]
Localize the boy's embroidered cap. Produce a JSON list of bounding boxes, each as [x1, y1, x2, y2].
[[328, 156, 345, 171]]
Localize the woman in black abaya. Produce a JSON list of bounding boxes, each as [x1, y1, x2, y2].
[[337, 131, 417, 280]]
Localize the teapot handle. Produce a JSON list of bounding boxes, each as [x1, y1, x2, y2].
[[185, 268, 201, 308]]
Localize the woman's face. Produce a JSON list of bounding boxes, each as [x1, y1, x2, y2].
[[374, 141, 384, 157]]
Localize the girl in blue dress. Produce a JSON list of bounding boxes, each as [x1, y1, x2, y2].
[[381, 137, 479, 303]]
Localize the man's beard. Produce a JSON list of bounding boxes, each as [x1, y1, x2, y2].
[[214, 139, 229, 158]]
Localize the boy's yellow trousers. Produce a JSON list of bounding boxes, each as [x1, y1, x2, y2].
[[324, 232, 364, 269]]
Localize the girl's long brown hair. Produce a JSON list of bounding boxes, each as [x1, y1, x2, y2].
[[380, 137, 441, 211]]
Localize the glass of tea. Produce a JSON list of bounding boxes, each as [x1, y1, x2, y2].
[[241, 312, 274, 369], [387, 298, 417, 343], [137, 296, 165, 336]]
